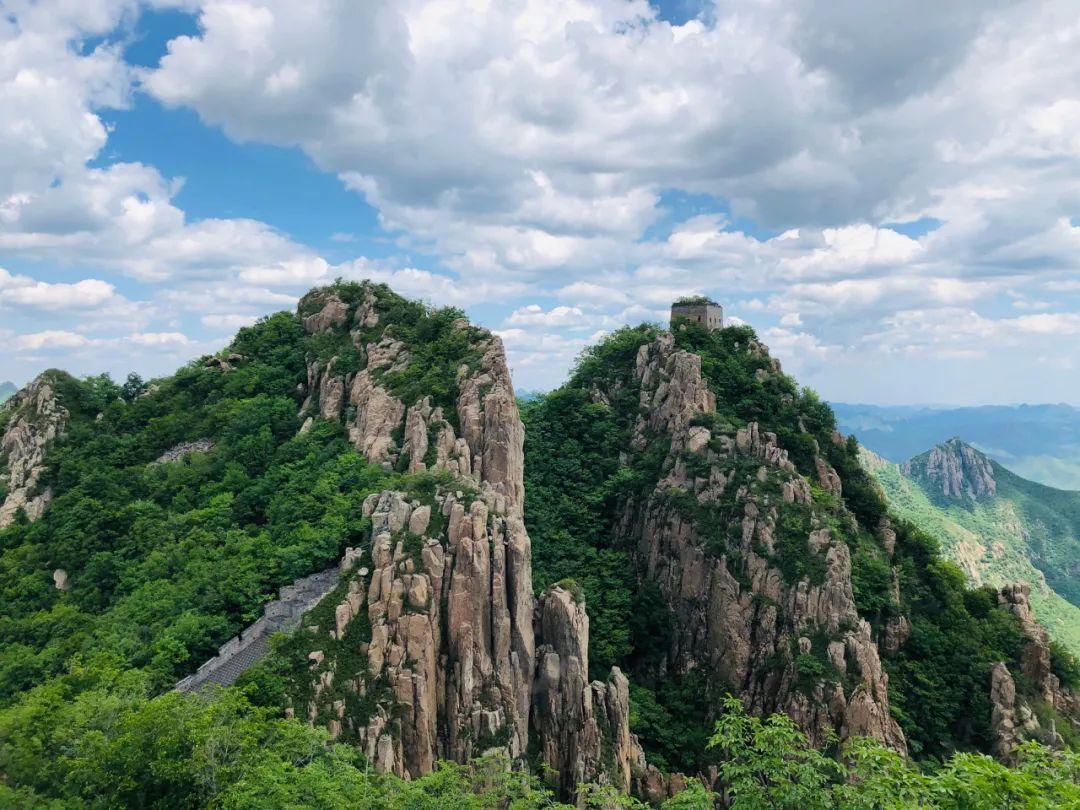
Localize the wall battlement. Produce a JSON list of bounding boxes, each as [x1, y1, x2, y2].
[[174, 554, 359, 693]]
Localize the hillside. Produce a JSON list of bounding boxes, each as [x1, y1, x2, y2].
[[0, 382, 15, 405], [865, 440, 1080, 657], [833, 402, 1080, 490], [1, 283, 1079, 806]]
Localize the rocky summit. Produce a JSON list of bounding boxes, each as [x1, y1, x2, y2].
[[901, 437, 997, 502], [1, 281, 1079, 807]]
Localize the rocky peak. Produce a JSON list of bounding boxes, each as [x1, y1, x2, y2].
[[297, 282, 524, 505], [902, 437, 996, 501], [0, 373, 69, 528], [290, 283, 654, 794], [610, 333, 906, 752]]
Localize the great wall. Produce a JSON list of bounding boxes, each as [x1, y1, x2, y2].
[[175, 552, 360, 692]]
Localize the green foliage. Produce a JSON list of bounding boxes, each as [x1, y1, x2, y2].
[[0, 665, 580, 809], [522, 370, 658, 676], [628, 673, 717, 773], [1050, 640, 1080, 690], [708, 697, 1080, 809], [0, 312, 399, 707]]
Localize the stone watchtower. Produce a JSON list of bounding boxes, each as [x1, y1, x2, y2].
[[670, 296, 723, 331]]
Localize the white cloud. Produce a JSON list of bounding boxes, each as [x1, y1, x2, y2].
[[505, 305, 586, 327], [0, 268, 117, 308], [4, 0, 1080, 404], [127, 331, 190, 346], [201, 313, 261, 331], [14, 330, 91, 350]]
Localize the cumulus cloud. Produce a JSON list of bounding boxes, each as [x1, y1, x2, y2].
[[505, 305, 586, 328], [3, 0, 1080, 403], [0, 268, 116, 308]]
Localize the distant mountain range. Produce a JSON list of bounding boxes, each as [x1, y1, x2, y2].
[[0, 381, 16, 404], [833, 402, 1080, 490], [865, 438, 1080, 656]]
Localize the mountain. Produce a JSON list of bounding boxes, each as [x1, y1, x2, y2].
[[1, 282, 1079, 806], [866, 438, 1080, 657], [832, 402, 1080, 490], [0, 381, 15, 404], [523, 322, 1080, 765]]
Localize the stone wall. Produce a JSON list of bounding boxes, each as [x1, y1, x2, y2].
[[175, 558, 356, 692]]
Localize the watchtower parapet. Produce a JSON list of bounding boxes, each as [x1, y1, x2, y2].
[[671, 296, 723, 331]]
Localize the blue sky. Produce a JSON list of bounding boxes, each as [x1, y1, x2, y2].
[[3, 0, 1080, 404]]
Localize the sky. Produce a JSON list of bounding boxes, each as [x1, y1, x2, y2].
[[2, 0, 1080, 405]]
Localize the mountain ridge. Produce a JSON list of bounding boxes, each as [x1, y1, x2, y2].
[[833, 401, 1080, 490], [867, 439, 1080, 659], [1, 281, 1079, 805]]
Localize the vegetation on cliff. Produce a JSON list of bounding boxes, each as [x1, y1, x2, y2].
[[523, 319, 1044, 763]]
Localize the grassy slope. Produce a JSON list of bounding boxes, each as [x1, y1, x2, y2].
[[865, 450, 1080, 657]]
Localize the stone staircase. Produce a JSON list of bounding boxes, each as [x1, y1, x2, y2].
[[175, 561, 348, 693]]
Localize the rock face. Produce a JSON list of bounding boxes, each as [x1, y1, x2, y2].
[[614, 334, 906, 752], [0, 374, 69, 528], [294, 284, 648, 795], [298, 287, 524, 505], [295, 284, 538, 779], [337, 487, 534, 778], [988, 582, 1080, 757], [532, 586, 645, 796], [902, 437, 996, 501]]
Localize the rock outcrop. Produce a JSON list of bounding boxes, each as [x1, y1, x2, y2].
[[902, 437, 996, 501], [532, 586, 646, 796], [0, 374, 68, 528], [332, 487, 534, 778], [298, 286, 524, 504], [294, 284, 538, 780], [152, 439, 214, 465], [615, 334, 906, 752], [988, 582, 1080, 757]]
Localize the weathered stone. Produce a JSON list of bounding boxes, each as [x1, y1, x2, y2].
[[531, 586, 645, 797], [302, 294, 350, 334], [990, 662, 1019, 762], [0, 375, 68, 528], [409, 504, 431, 536], [347, 371, 406, 463]]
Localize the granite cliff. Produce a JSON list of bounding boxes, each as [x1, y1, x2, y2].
[[615, 334, 905, 751], [902, 436, 997, 502], [279, 284, 644, 793], [0, 373, 68, 528]]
